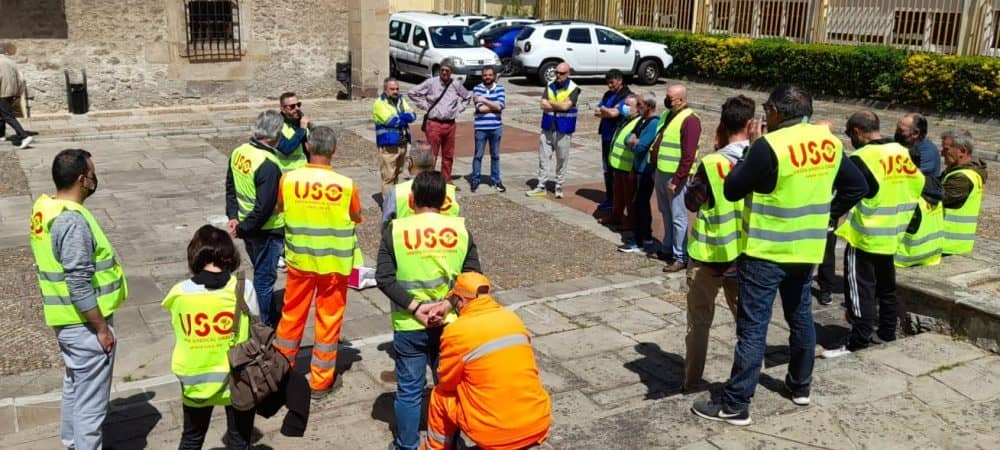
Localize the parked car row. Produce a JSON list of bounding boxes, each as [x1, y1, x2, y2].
[[388, 13, 673, 86]]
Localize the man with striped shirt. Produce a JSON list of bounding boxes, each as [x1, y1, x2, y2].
[[470, 66, 507, 192]]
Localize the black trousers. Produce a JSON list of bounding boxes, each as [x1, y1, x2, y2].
[[0, 97, 27, 141], [816, 229, 838, 294], [843, 244, 898, 350], [633, 171, 655, 243], [180, 404, 254, 450]]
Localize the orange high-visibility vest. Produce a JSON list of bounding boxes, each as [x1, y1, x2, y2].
[[435, 295, 551, 447]]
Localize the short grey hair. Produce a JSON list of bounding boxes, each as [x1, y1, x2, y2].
[[639, 91, 657, 109], [408, 141, 435, 170], [941, 129, 974, 155], [251, 110, 284, 140], [309, 126, 337, 157], [440, 58, 456, 72], [383, 76, 398, 87]]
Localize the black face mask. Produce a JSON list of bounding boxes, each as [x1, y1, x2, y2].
[[84, 175, 98, 198], [894, 131, 913, 146]]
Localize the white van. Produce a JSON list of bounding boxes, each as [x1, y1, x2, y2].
[[389, 12, 501, 83]]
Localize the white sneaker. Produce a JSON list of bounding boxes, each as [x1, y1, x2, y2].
[[820, 346, 852, 359], [554, 186, 564, 199], [0, 136, 6, 142], [277, 255, 287, 273], [17, 136, 32, 149], [525, 186, 546, 197]]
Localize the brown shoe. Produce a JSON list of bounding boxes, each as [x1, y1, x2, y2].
[[662, 261, 687, 273]]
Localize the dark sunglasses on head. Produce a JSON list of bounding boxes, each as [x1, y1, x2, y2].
[[283, 102, 302, 109]]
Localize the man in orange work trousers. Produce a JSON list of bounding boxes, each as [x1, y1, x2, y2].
[[422, 272, 552, 450], [273, 126, 363, 399]]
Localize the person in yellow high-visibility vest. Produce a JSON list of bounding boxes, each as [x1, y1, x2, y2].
[[276, 92, 310, 173], [822, 111, 924, 359], [682, 95, 754, 392], [939, 129, 988, 255], [691, 85, 868, 426], [650, 84, 702, 272], [29, 149, 127, 450], [225, 110, 285, 327], [162, 225, 258, 449], [274, 126, 363, 399], [382, 142, 461, 225], [377, 170, 481, 450]]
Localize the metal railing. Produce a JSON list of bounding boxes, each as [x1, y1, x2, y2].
[[535, 0, 1000, 56]]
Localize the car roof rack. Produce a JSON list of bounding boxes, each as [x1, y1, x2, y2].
[[535, 19, 604, 26]]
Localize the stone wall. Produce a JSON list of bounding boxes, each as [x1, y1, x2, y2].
[[2, 0, 350, 113]]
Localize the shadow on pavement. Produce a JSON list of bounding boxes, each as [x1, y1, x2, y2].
[[103, 391, 162, 449], [623, 342, 683, 400]]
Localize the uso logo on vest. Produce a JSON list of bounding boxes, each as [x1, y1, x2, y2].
[[178, 311, 236, 338], [880, 154, 919, 177], [788, 139, 838, 169], [402, 227, 461, 250], [233, 153, 253, 175], [292, 181, 345, 203], [31, 211, 44, 236]]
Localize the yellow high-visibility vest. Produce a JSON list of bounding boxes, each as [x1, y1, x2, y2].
[[390, 214, 468, 331], [282, 166, 359, 275], [30, 195, 128, 327]]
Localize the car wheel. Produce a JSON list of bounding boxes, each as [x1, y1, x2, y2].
[[500, 57, 515, 77], [637, 59, 661, 85], [389, 58, 399, 77], [538, 61, 559, 86]]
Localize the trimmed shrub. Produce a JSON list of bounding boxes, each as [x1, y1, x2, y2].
[[624, 29, 1000, 118]]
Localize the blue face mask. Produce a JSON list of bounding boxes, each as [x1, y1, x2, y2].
[[620, 104, 631, 116]]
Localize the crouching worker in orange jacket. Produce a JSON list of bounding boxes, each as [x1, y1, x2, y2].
[[423, 272, 552, 450]]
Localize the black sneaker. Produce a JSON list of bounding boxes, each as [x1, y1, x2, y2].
[[470, 184, 479, 193], [495, 182, 506, 193], [691, 399, 751, 426], [817, 292, 833, 305]]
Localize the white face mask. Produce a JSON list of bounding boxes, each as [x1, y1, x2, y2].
[[620, 104, 631, 117]]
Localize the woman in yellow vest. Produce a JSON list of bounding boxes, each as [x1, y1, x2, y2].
[[162, 225, 257, 449]]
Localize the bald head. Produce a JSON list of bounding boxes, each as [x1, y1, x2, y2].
[[554, 62, 571, 83], [665, 84, 688, 112]]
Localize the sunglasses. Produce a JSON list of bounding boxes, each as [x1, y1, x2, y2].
[[556, 71, 569, 75], [283, 102, 302, 109]]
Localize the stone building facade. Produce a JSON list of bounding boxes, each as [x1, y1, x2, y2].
[[1, 0, 351, 113]]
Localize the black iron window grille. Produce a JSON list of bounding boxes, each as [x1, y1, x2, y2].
[[184, 0, 242, 62]]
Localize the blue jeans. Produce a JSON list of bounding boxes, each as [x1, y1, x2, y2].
[[472, 128, 503, 187], [393, 328, 442, 450], [654, 170, 689, 262], [722, 256, 816, 411], [243, 234, 283, 327]]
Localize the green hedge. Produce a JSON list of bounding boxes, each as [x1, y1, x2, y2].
[[623, 29, 1000, 118]]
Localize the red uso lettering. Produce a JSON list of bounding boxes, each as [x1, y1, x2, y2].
[[788, 140, 837, 168], [293, 181, 344, 202], [31, 211, 44, 235], [715, 161, 734, 180], [403, 227, 461, 250], [233, 153, 252, 175], [879, 154, 918, 176], [441, 195, 454, 212], [178, 311, 235, 337]]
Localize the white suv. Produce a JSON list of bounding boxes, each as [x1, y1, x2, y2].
[[513, 21, 673, 85], [389, 12, 501, 83]]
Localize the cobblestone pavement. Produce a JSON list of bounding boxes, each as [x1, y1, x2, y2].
[[1, 78, 998, 448]]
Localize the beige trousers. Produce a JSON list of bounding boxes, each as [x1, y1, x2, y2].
[[684, 261, 739, 390], [378, 144, 408, 194]]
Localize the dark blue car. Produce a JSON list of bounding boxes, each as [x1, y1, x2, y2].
[[479, 25, 525, 76]]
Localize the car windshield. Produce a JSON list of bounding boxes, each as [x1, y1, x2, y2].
[[429, 26, 476, 48], [483, 26, 519, 40], [468, 21, 491, 34]]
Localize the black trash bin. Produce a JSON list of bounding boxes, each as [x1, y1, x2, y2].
[[64, 69, 89, 115]]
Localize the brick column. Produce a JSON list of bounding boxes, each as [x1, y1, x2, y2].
[[349, 0, 389, 98]]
